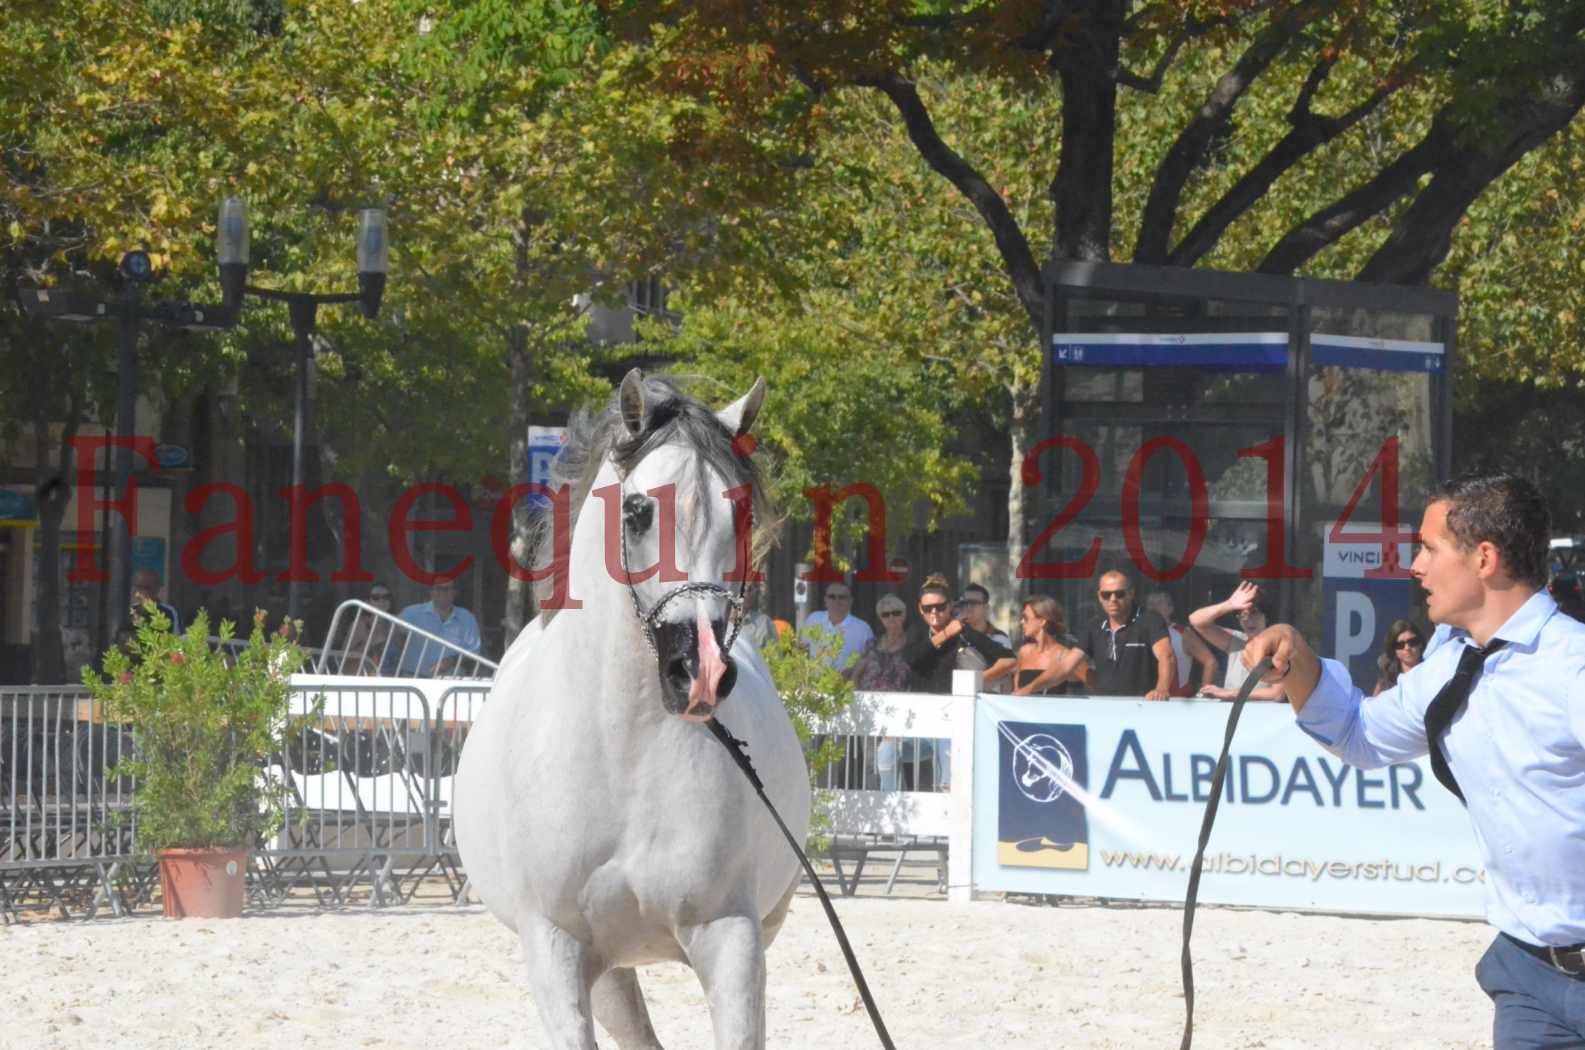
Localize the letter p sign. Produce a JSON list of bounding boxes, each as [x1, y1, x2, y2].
[[1333, 590, 1376, 665]]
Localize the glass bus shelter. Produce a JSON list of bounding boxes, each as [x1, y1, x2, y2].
[[1037, 261, 1456, 691]]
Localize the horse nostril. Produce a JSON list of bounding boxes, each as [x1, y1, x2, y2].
[[664, 655, 691, 685]]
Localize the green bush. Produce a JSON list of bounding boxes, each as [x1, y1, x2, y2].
[[84, 608, 305, 852], [760, 624, 855, 850]]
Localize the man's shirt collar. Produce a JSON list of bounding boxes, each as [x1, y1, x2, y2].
[[1447, 588, 1554, 652]]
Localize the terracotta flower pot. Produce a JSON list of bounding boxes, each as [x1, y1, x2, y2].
[[157, 847, 248, 919]]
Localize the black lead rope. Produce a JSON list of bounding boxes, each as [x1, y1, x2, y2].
[[705, 717, 897, 1050], [710, 652, 1270, 1050], [1179, 656, 1274, 1050]]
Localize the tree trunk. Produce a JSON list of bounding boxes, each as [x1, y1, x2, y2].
[[1005, 376, 1042, 607], [32, 416, 76, 685], [1049, 0, 1123, 265], [503, 324, 534, 642]]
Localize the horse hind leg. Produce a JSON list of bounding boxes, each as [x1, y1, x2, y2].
[[760, 875, 799, 949], [519, 915, 601, 1050], [591, 968, 666, 1050]]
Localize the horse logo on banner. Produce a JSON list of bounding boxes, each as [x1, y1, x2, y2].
[[996, 720, 1091, 871]]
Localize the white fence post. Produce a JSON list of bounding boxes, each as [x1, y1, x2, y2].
[[947, 669, 980, 903]]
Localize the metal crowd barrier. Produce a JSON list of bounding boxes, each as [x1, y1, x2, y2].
[[316, 600, 496, 680], [252, 683, 439, 908], [1, 687, 148, 922], [4, 670, 962, 919], [1, 676, 499, 921], [430, 684, 491, 904]]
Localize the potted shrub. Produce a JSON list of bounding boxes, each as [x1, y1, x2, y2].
[[85, 608, 302, 918]]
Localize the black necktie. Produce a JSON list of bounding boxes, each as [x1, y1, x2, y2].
[[1423, 639, 1507, 804]]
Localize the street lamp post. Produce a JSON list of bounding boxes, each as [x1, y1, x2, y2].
[[217, 199, 389, 624], [19, 251, 230, 647]]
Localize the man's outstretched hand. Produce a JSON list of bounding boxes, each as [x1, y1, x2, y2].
[[1242, 624, 1324, 712]]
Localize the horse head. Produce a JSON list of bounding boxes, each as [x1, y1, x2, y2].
[[610, 369, 768, 722]]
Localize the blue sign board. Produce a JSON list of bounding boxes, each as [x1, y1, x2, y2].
[[524, 426, 569, 509], [1321, 526, 1415, 693], [1311, 334, 1444, 373], [154, 443, 194, 470], [1050, 332, 1289, 371], [1051, 332, 1445, 374], [0, 488, 38, 526], [131, 536, 168, 579]]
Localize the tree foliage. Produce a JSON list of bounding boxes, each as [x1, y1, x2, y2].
[[603, 0, 1585, 321], [598, 1, 1585, 583]]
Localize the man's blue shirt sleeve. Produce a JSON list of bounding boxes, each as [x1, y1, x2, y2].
[[1294, 657, 1430, 769]]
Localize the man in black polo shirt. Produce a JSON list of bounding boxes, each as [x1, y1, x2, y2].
[[1076, 569, 1174, 699]]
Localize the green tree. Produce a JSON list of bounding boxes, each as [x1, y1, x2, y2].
[[252, 0, 828, 629], [601, 1, 1585, 575], [5, 0, 827, 659], [2, 0, 278, 677]]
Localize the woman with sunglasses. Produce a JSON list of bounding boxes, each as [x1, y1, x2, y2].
[[850, 593, 914, 692], [850, 594, 913, 790], [985, 595, 1084, 695], [1372, 618, 1427, 696], [904, 573, 1015, 694], [340, 581, 396, 675]]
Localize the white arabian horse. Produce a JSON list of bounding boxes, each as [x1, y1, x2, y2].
[[455, 371, 811, 1050]]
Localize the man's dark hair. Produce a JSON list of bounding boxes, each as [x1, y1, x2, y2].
[[1098, 568, 1135, 590], [963, 582, 990, 601], [1430, 472, 1550, 588]]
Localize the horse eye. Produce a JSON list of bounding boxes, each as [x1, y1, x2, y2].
[[623, 494, 654, 533]]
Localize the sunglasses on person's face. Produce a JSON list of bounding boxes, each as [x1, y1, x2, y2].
[[370, 592, 391, 601], [920, 602, 949, 614], [1395, 637, 1422, 650], [826, 592, 851, 601], [879, 609, 904, 618], [1099, 589, 1129, 600]]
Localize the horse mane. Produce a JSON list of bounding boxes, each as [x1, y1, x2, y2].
[[528, 375, 780, 618]]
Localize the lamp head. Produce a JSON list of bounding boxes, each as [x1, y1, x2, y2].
[[356, 209, 388, 275], [217, 198, 249, 266], [356, 208, 388, 318], [217, 198, 249, 315]]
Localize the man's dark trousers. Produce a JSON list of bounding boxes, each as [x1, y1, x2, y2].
[[1476, 934, 1585, 1048]]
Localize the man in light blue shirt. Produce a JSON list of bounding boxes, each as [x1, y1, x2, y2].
[[1244, 473, 1585, 1047], [396, 578, 482, 676]]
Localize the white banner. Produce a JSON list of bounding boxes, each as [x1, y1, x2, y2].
[[971, 695, 1488, 919]]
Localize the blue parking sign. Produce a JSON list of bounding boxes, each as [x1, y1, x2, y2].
[[1321, 525, 1414, 693], [525, 426, 568, 509]]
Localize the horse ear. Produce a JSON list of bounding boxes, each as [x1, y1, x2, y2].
[[619, 368, 647, 437], [717, 377, 766, 436]]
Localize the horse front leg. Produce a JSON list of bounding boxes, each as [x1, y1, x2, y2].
[[591, 967, 666, 1050], [519, 914, 601, 1050], [680, 913, 767, 1050]]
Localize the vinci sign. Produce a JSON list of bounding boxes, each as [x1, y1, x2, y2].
[[1322, 525, 1415, 692]]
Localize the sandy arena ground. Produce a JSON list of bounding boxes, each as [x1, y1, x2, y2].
[[0, 886, 1496, 1050]]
